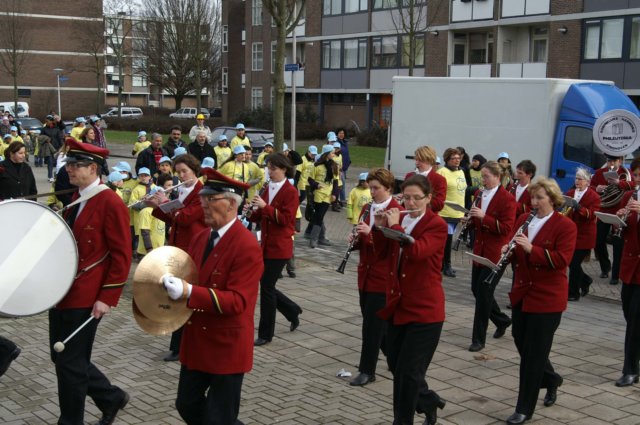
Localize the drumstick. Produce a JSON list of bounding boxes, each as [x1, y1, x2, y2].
[[53, 316, 95, 352]]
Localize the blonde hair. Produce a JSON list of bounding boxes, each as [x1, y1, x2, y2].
[[481, 160, 502, 177], [414, 146, 436, 165], [529, 177, 564, 208]]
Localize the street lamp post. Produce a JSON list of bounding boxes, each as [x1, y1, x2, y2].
[[53, 68, 63, 116]]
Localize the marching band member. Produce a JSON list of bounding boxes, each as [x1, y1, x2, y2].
[[52, 139, 132, 425], [349, 168, 402, 387], [466, 161, 516, 352], [404, 145, 446, 213], [506, 177, 576, 425], [592, 154, 633, 285], [565, 168, 600, 300], [614, 159, 640, 387], [248, 153, 302, 346], [510, 160, 536, 217], [146, 154, 207, 362], [162, 169, 263, 425], [373, 174, 447, 425]]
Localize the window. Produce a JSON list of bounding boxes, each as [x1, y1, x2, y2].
[[132, 75, 147, 87], [563, 126, 606, 170], [252, 87, 263, 109], [401, 35, 424, 67], [322, 40, 341, 69], [252, 42, 263, 71], [632, 17, 640, 59], [323, 0, 341, 15], [222, 25, 228, 52], [345, 0, 368, 13], [373, 0, 397, 8], [270, 87, 275, 107], [583, 18, 623, 60], [343, 39, 367, 68], [372, 36, 398, 68], [222, 67, 228, 94], [252, 0, 263, 26], [531, 27, 548, 62], [271, 42, 277, 73]]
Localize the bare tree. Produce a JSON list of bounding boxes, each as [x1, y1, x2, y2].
[[262, 0, 305, 151], [73, 24, 105, 114], [389, 0, 443, 76], [0, 0, 32, 116]]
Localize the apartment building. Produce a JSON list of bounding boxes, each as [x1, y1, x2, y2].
[[222, 0, 640, 130]]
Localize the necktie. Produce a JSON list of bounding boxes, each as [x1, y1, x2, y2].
[[202, 230, 219, 265]]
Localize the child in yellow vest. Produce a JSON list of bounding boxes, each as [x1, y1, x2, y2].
[[137, 186, 166, 256], [132, 131, 151, 157], [346, 173, 372, 224]]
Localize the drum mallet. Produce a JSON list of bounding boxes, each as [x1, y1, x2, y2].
[[53, 316, 95, 352]]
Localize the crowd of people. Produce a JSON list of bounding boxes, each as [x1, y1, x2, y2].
[[1, 118, 640, 425]]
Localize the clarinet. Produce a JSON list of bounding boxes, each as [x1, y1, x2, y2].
[[336, 201, 373, 274], [240, 179, 270, 221], [483, 209, 537, 286], [453, 189, 483, 251], [613, 188, 639, 238]]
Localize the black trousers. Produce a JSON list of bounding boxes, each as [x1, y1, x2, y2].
[[49, 308, 125, 425], [176, 365, 244, 425], [357, 291, 387, 375], [169, 326, 183, 354], [386, 321, 443, 425], [568, 249, 590, 299], [595, 220, 624, 279], [621, 284, 640, 375], [471, 265, 511, 345], [311, 202, 330, 227], [258, 259, 301, 341], [0, 335, 18, 377], [511, 304, 562, 417]]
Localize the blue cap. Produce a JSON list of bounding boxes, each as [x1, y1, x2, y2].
[[321, 144, 334, 155], [20, 130, 26, 135], [218, 134, 228, 142], [172, 147, 187, 159], [3, 134, 12, 139], [359, 172, 368, 180], [111, 161, 131, 173], [159, 156, 172, 164], [33, 129, 41, 135], [332, 142, 341, 149], [202, 157, 215, 169], [10, 126, 17, 132], [282, 143, 289, 151], [233, 145, 246, 155], [138, 167, 151, 176], [235, 123, 245, 130], [327, 131, 337, 142], [108, 171, 124, 183], [436, 156, 441, 164], [498, 152, 510, 160], [265, 141, 274, 147], [90, 116, 100, 123], [308, 145, 318, 155], [138, 131, 147, 137], [75, 117, 86, 123]]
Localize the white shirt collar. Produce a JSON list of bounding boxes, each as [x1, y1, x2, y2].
[[416, 167, 432, 177], [527, 211, 554, 242], [402, 211, 425, 236], [481, 185, 500, 213], [79, 177, 101, 197], [369, 196, 392, 226], [213, 217, 236, 245], [178, 181, 196, 203], [515, 183, 528, 201], [268, 179, 286, 204]]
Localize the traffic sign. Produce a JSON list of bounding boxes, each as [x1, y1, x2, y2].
[[284, 63, 299, 72], [59, 76, 69, 82]]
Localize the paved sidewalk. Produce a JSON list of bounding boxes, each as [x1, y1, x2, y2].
[[1, 146, 634, 424]]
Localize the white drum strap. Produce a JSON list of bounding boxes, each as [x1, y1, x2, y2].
[[75, 251, 110, 279], [57, 184, 110, 216]]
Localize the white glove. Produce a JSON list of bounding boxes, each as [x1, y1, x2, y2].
[[161, 273, 192, 300]]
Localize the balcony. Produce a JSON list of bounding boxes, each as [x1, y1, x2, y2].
[[499, 62, 547, 78], [449, 64, 491, 77], [287, 19, 305, 38], [284, 69, 304, 87]]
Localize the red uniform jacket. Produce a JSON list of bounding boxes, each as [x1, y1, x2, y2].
[[470, 186, 516, 264], [590, 166, 633, 214], [507, 183, 532, 218], [58, 187, 132, 309], [153, 180, 207, 251], [620, 191, 640, 285], [355, 198, 403, 293], [182, 220, 264, 374], [566, 187, 600, 250], [373, 209, 448, 325], [405, 170, 446, 213], [248, 180, 298, 260], [509, 212, 577, 313]]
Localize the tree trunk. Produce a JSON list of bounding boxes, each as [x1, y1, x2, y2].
[[96, 71, 102, 114], [272, 22, 287, 152], [175, 94, 184, 109]]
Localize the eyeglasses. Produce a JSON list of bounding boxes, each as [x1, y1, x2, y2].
[[65, 162, 92, 169], [449, 156, 461, 161], [401, 195, 428, 202], [200, 195, 227, 203]]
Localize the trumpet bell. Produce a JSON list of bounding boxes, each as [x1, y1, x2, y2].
[[132, 246, 196, 325]]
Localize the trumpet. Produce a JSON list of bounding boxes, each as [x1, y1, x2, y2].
[[484, 209, 537, 286], [128, 179, 194, 209], [613, 188, 639, 238], [453, 189, 483, 251], [337, 201, 373, 274]]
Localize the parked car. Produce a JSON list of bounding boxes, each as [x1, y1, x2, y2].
[[210, 126, 274, 161], [102, 107, 143, 119], [169, 107, 211, 119], [210, 107, 221, 118], [16, 117, 43, 132]]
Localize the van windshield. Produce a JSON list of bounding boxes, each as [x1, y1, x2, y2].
[[564, 125, 640, 170]]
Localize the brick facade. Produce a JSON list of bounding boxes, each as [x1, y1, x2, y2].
[[547, 20, 582, 79]]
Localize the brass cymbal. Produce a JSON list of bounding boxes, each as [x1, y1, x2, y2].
[[132, 298, 186, 336], [132, 246, 196, 324]]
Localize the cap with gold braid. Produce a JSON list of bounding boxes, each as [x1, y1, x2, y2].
[[199, 168, 250, 196], [64, 138, 109, 165]]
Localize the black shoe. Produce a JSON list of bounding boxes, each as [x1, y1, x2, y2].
[[493, 321, 511, 339], [423, 407, 437, 425], [97, 391, 129, 425], [318, 238, 332, 246], [0, 346, 20, 377], [349, 372, 376, 386], [615, 374, 639, 387], [506, 412, 531, 425], [254, 338, 270, 346], [610, 278, 620, 285], [163, 351, 179, 362], [568, 295, 579, 301], [287, 270, 296, 278], [600, 270, 609, 278], [468, 342, 484, 352], [443, 264, 456, 278], [580, 287, 590, 297], [290, 316, 300, 332], [543, 376, 562, 407]]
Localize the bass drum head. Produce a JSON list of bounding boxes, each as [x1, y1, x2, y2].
[[0, 200, 78, 317]]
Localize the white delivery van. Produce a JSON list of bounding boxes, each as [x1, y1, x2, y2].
[[0, 102, 29, 118]]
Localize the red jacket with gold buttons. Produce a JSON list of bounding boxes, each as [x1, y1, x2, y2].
[[355, 198, 403, 293], [470, 186, 516, 264], [566, 187, 600, 250], [509, 212, 576, 313], [620, 190, 640, 285], [507, 183, 532, 219], [373, 209, 447, 325], [182, 220, 263, 374]]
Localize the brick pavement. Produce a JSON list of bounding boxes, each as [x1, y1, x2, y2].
[[1, 146, 635, 424]]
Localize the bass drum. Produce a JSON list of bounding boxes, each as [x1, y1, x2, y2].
[[0, 200, 78, 317]]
